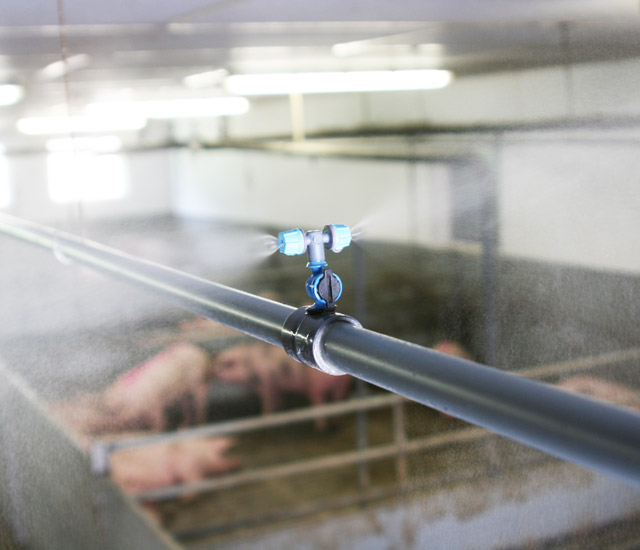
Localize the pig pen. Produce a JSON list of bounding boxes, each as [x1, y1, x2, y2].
[[96, 346, 640, 549], [1, 216, 640, 549], [2, 344, 640, 550]]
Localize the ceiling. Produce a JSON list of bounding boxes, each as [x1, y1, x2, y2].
[[0, 0, 639, 146]]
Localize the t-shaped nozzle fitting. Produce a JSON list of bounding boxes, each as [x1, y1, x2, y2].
[[277, 225, 351, 259], [276, 224, 352, 311]]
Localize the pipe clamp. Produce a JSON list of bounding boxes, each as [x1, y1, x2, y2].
[[281, 306, 361, 375]]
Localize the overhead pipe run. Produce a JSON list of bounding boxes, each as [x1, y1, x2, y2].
[[1, 212, 639, 488], [0, 213, 291, 347]]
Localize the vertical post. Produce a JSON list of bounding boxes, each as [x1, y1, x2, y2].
[[477, 155, 499, 367], [407, 159, 422, 270], [392, 399, 408, 488], [353, 243, 371, 491]]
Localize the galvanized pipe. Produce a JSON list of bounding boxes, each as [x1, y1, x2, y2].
[[1, 213, 640, 487]]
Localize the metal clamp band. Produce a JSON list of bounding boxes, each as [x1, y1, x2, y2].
[[281, 306, 362, 376]]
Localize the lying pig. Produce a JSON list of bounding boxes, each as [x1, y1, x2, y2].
[[212, 342, 352, 429], [557, 375, 640, 411], [103, 343, 214, 432], [110, 436, 239, 498]]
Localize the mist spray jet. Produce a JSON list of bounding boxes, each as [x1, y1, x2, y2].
[[277, 224, 352, 312]]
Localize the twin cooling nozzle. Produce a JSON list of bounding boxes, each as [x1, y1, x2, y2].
[[277, 224, 352, 312], [278, 224, 352, 257]]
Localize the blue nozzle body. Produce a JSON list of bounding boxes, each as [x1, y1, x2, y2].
[[277, 224, 352, 311], [324, 224, 352, 253], [278, 228, 306, 256]]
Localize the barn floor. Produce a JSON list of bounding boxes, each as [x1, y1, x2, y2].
[[508, 514, 640, 550], [154, 400, 549, 547], [152, 396, 640, 550]]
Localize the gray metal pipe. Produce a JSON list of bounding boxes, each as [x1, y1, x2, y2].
[[323, 324, 640, 488], [1, 212, 640, 487], [0, 212, 293, 347]]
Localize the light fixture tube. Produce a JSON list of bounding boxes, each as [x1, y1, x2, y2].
[[17, 116, 147, 135], [86, 97, 250, 119], [45, 136, 123, 153], [225, 69, 453, 96], [183, 69, 229, 89], [37, 54, 90, 81], [0, 84, 24, 106]]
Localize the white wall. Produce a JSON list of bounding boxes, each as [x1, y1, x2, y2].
[[500, 136, 640, 273], [171, 148, 452, 248], [171, 130, 640, 276], [5, 135, 637, 277], [2, 149, 173, 224], [170, 54, 640, 278]]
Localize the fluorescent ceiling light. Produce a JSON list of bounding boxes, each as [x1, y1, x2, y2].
[[183, 69, 229, 89], [17, 116, 147, 135], [37, 54, 90, 81], [331, 42, 415, 57], [225, 70, 453, 95], [46, 136, 123, 153], [0, 84, 24, 106], [87, 97, 250, 119]]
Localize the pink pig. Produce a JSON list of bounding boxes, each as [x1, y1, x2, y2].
[[433, 340, 473, 361], [103, 343, 214, 431], [110, 436, 239, 498], [557, 375, 640, 411], [212, 342, 352, 429]]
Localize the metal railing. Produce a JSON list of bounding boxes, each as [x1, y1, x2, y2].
[[89, 346, 640, 541]]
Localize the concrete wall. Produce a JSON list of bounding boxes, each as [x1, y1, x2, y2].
[[0, 363, 180, 550]]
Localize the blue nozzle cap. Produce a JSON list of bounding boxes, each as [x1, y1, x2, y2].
[[323, 224, 352, 253], [278, 228, 307, 256]]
